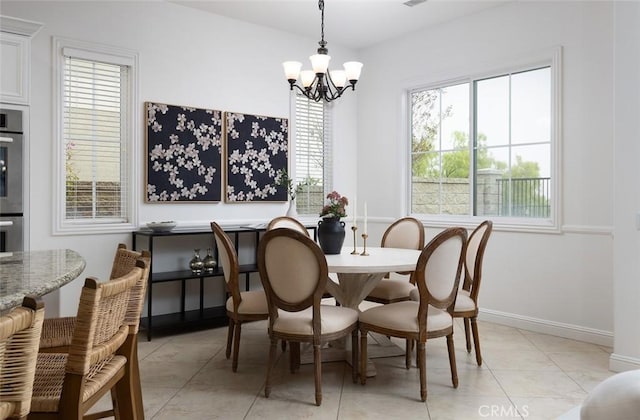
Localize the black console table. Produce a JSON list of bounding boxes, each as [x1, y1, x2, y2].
[[132, 224, 317, 341]]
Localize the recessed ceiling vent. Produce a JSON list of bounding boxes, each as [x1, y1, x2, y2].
[[403, 0, 427, 7]]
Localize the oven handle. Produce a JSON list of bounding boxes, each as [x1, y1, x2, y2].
[[0, 137, 14, 143], [0, 221, 14, 227]]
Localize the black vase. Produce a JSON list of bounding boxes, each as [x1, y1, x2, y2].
[[317, 217, 346, 254]]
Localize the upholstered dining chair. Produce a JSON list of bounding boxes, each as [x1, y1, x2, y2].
[[454, 220, 492, 366], [29, 264, 142, 419], [38, 244, 151, 419], [365, 217, 425, 304], [257, 228, 359, 406], [0, 296, 45, 420], [410, 220, 492, 366], [211, 221, 269, 373], [359, 227, 467, 401], [267, 216, 310, 237], [267, 216, 333, 303]]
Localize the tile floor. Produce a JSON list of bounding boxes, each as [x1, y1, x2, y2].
[[94, 312, 614, 420]]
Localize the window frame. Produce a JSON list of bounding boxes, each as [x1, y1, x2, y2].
[[53, 37, 139, 235], [406, 47, 562, 232]]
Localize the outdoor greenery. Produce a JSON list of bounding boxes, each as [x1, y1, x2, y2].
[[411, 87, 549, 217]]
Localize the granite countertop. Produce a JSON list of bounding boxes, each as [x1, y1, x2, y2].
[[0, 249, 86, 312]]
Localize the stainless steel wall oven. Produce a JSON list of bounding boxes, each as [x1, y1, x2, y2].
[[0, 108, 24, 252]]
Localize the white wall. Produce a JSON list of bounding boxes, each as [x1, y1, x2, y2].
[[357, 1, 615, 344], [1, 1, 358, 317], [611, 2, 640, 371]]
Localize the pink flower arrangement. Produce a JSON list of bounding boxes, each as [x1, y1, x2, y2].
[[319, 191, 348, 219]]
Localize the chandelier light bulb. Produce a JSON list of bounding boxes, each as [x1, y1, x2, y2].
[[310, 54, 331, 74], [344, 61, 363, 82], [282, 61, 302, 81], [330, 70, 347, 88], [300, 70, 316, 88]]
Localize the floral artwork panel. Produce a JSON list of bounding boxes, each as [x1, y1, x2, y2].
[[225, 112, 288, 202], [145, 102, 222, 202]]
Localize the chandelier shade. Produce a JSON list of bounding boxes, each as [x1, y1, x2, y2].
[[283, 0, 363, 103]]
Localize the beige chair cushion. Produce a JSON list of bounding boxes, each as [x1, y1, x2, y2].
[[580, 369, 640, 420], [410, 288, 476, 313], [454, 290, 476, 312], [226, 290, 268, 315], [273, 305, 358, 336], [368, 277, 416, 301], [359, 301, 452, 333], [409, 286, 419, 302]]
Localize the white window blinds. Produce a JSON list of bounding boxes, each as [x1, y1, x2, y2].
[[63, 56, 129, 222], [295, 94, 332, 215]]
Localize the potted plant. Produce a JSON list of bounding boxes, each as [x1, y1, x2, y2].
[[318, 191, 349, 254]]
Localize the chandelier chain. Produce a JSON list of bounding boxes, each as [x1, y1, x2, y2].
[[319, 0, 326, 49]]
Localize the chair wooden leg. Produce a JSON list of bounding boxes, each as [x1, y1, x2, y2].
[[463, 317, 472, 353], [265, 337, 278, 398], [417, 341, 426, 401], [471, 316, 482, 366], [359, 330, 368, 385], [351, 329, 358, 383], [405, 339, 412, 369], [226, 319, 235, 359], [446, 334, 458, 388], [313, 344, 322, 406], [114, 337, 143, 420], [232, 321, 242, 372], [281, 339, 287, 352]]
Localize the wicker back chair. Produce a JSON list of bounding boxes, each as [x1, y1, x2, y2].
[[38, 244, 150, 420], [29, 265, 142, 419], [0, 297, 44, 420], [39, 244, 149, 351]]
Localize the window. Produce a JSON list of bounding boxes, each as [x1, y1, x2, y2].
[[54, 38, 138, 234], [293, 93, 332, 215], [410, 56, 559, 228]]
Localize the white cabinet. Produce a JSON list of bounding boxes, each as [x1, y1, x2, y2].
[[0, 32, 30, 104], [0, 16, 43, 105]]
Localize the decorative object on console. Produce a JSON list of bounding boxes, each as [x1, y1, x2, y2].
[[203, 248, 217, 272], [145, 102, 222, 202], [275, 169, 300, 218], [224, 112, 288, 203], [146, 221, 177, 233], [282, 0, 363, 103], [189, 249, 204, 274], [317, 191, 349, 254]]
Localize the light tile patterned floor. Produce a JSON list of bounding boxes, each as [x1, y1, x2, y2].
[[93, 315, 613, 419]]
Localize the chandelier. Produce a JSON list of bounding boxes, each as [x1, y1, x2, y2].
[[282, 0, 363, 103]]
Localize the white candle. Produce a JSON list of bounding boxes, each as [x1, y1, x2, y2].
[[364, 202, 368, 235], [352, 197, 357, 226]]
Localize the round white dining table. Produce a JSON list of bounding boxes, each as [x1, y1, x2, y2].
[[323, 246, 422, 310], [321, 246, 422, 376]]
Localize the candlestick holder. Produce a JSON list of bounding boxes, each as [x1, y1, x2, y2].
[[351, 225, 359, 254], [360, 233, 369, 256]]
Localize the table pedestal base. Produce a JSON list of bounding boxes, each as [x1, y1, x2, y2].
[[300, 332, 404, 377]]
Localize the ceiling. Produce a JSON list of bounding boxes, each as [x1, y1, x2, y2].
[[169, 0, 508, 50]]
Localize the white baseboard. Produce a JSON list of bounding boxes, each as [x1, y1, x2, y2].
[[479, 308, 613, 347], [609, 353, 640, 372]]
